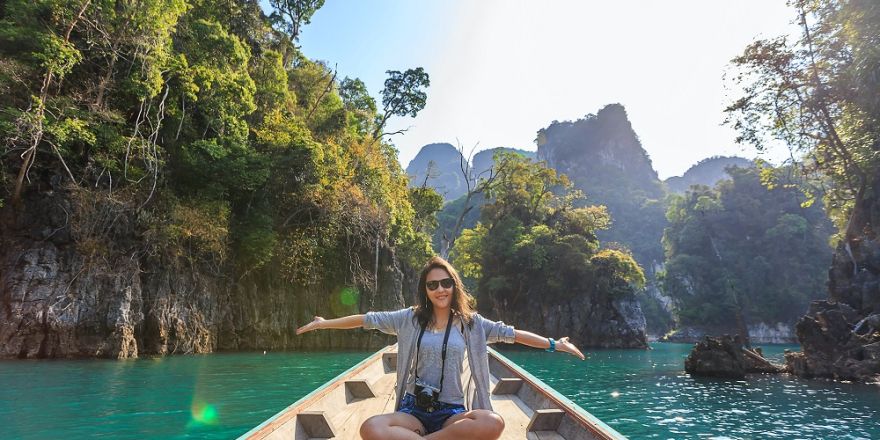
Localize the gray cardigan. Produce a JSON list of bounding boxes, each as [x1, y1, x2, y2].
[[364, 308, 516, 411]]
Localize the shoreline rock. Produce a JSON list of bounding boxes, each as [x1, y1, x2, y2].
[[0, 190, 402, 359], [1, 189, 648, 359], [785, 173, 880, 384], [684, 335, 785, 379], [783, 301, 880, 382]]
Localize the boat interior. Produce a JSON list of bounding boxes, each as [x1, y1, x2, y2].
[[240, 345, 625, 440]]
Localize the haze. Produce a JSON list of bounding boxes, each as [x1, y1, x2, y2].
[[298, 1, 800, 179]]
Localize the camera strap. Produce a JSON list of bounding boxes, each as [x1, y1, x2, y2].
[[414, 311, 454, 393]]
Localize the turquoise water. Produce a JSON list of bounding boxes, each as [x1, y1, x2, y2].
[[503, 343, 880, 439], [0, 351, 371, 439], [0, 343, 878, 439]]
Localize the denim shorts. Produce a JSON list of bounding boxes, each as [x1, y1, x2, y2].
[[398, 393, 467, 433]]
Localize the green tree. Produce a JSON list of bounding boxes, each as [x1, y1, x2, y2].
[[339, 77, 377, 136], [373, 67, 430, 138], [725, 0, 880, 240], [0, 0, 436, 306], [1, 0, 189, 205], [661, 166, 833, 332], [268, 0, 325, 41], [451, 153, 644, 307]]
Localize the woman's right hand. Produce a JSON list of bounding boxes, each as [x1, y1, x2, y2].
[[296, 316, 325, 335]]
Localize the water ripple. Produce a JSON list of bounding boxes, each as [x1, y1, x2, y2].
[[501, 343, 880, 439], [1, 344, 878, 439]]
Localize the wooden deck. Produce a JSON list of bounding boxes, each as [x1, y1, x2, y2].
[[239, 345, 626, 440]]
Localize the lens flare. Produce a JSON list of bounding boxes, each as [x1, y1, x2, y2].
[[190, 401, 219, 425], [340, 287, 359, 306]]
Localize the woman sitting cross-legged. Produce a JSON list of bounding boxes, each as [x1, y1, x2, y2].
[[296, 256, 585, 439]]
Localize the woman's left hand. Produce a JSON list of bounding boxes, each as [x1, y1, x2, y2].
[[557, 336, 586, 360]]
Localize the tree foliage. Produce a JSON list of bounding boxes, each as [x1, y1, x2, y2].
[[661, 166, 833, 328], [374, 67, 430, 138], [450, 153, 644, 306], [725, 0, 880, 240], [268, 0, 325, 41], [0, 0, 437, 294]]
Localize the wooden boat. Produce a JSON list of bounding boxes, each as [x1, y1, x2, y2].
[[239, 345, 626, 440]]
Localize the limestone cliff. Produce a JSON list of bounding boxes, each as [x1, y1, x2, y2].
[[0, 190, 401, 359], [664, 156, 753, 194], [535, 104, 667, 335], [785, 174, 880, 382], [405, 143, 535, 203], [482, 292, 647, 349]]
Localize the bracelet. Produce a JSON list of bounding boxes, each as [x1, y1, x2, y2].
[[546, 337, 556, 352]]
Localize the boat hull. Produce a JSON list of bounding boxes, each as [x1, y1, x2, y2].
[[239, 345, 626, 439]]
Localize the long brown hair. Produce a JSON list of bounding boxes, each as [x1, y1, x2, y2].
[[414, 256, 476, 329]]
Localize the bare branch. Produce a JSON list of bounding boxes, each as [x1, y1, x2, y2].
[[306, 63, 337, 122], [379, 125, 413, 138], [46, 140, 76, 183]]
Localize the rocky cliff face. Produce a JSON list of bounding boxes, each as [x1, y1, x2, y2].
[[483, 292, 647, 349], [405, 144, 535, 203], [664, 156, 754, 194], [0, 190, 402, 359], [784, 175, 880, 382], [785, 301, 879, 381], [536, 104, 664, 203], [405, 143, 467, 201]]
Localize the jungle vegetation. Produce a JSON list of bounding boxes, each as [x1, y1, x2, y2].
[[0, 0, 439, 292], [725, 0, 880, 242], [661, 165, 834, 328], [3, 0, 877, 337], [450, 152, 645, 307]]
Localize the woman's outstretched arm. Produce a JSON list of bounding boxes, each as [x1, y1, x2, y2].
[[296, 315, 365, 335], [514, 329, 586, 360]]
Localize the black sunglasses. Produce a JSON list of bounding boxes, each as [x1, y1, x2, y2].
[[426, 278, 454, 291]]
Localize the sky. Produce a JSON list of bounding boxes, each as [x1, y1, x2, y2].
[[296, 1, 801, 179]]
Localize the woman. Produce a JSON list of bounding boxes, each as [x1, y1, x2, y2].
[[296, 256, 585, 440]]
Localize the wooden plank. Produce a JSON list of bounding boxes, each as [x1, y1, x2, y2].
[[241, 346, 394, 439], [488, 348, 627, 440], [527, 408, 565, 432], [492, 396, 534, 440], [533, 431, 566, 440], [243, 345, 626, 440], [382, 352, 397, 373], [326, 370, 399, 439], [344, 380, 376, 399], [559, 414, 607, 440], [298, 411, 336, 438], [492, 377, 524, 395]]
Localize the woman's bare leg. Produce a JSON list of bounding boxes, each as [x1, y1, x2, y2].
[[360, 412, 427, 440], [426, 409, 504, 440]]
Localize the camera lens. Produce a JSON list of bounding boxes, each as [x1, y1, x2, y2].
[[416, 388, 433, 407]]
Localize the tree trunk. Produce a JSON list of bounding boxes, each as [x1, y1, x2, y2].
[[11, 0, 92, 205]]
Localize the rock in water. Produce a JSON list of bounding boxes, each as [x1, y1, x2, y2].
[[783, 172, 880, 383], [785, 301, 880, 382], [742, 347, 784, 374], [685, 335, 748, 379], [685, 335, 785, 379]]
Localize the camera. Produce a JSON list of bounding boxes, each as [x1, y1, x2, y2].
[[414, 378, 441, 412]]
